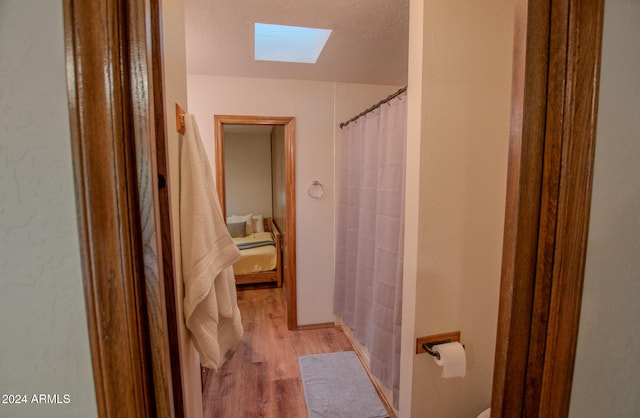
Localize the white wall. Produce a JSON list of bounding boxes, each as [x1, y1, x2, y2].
[[0, 2, 97, 417], [158, 1, 205, 417], [224, 132, 273, 218], [188, 75, 399, 325], [401, 0, 513, 416], [569, 1, 640, 416], [399, 0, 426, 413]]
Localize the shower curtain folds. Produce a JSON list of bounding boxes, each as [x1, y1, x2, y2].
[[333, 91, 407, 409]]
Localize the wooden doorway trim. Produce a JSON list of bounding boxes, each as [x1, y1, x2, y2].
[[492, 0, 604, 416], [149, 1, 185, 416], [64, 0, 177, 416], [214, 115, 298, 330]]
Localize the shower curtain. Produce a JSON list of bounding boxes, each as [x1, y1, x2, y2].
[[333, 91, 407, 408]]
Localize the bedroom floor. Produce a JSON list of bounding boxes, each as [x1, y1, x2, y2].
[[201, 287, 354, 417]]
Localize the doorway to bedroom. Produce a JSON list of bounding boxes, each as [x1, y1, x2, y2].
[[214, 115, 298, 329]]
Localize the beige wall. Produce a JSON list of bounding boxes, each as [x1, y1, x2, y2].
[[187, 75, 399, 325], [158, 1, 204, 417], [401, 0, 513, 416], [569, 1, 640, 416], [400, 0, 425, 413], [224, 132, 273, 217], [0, 2, 98, 417]]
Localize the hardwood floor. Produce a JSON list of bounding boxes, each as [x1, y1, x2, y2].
[[202, 287, 355, 417]]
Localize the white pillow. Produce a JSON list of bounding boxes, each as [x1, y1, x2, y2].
[[252, 214, 265, 233], [227, 214, 253, 235]]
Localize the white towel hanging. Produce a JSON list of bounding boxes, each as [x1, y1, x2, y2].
[[180, 113, 243, 370]]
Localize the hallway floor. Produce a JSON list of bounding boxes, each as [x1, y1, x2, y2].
[[201, 287, 354, 417]]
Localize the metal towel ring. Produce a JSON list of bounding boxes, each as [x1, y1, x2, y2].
[[307, 181, 325, 199]]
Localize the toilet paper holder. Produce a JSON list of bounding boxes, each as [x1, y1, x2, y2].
[[416, 331, 463, 360], [422, 341, 452, 360]]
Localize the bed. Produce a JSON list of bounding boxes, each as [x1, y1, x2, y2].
[[227, 216, 282, 287]]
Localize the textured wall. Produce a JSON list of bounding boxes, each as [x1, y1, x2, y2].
[[569, 1, 640, 416], [0, 2, 97, 417], [184, 0, 409, 85]]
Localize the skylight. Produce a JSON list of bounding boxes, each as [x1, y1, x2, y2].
[[254, 23, 332, 64]]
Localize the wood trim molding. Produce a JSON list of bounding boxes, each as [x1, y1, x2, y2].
[[284, 118, 298, 330], [296, 322, 336, 331], [150, 1, 184, 416], [64, 1, 175, 416], [492, 1, 550, 411], [213, 115, 298, 330], [492, 0, 604, 416], [214, 118, 227, 219], [537, 1, 603, 414]]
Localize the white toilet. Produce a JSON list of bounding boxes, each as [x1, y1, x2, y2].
[[477, 407, 491, 418]]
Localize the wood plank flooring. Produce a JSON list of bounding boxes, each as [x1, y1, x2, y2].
[[201, 287, 355, 417]]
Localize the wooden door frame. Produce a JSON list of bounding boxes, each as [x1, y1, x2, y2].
[[214, 115, 298, 330], [63, 0, 603, 416], [491, 0, 604, 416], [64, 0, 178, 416], [150, 1, 185, 416]]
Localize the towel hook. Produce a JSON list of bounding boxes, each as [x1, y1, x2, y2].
[[176, 103, 186, 134], [307, 181, 325, 199]]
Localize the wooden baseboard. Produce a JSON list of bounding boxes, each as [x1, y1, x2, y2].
[[295, 322, 336, 331]]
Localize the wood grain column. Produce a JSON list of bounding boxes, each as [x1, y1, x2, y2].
[[492, 0, 604, 416], [64, 0, 176, 416]]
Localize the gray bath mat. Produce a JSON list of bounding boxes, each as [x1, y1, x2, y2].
[[298, 351, 388, 418]]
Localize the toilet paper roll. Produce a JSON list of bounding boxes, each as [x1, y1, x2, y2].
[[433, 342, 466, 378]]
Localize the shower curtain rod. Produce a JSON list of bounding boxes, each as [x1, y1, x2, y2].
[[339, 86, 407, 129]]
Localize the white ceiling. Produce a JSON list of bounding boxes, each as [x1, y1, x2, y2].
[[184, 0, 410, 86]]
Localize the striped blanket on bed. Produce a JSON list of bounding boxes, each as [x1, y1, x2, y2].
[[236, 240, 274, 250]]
